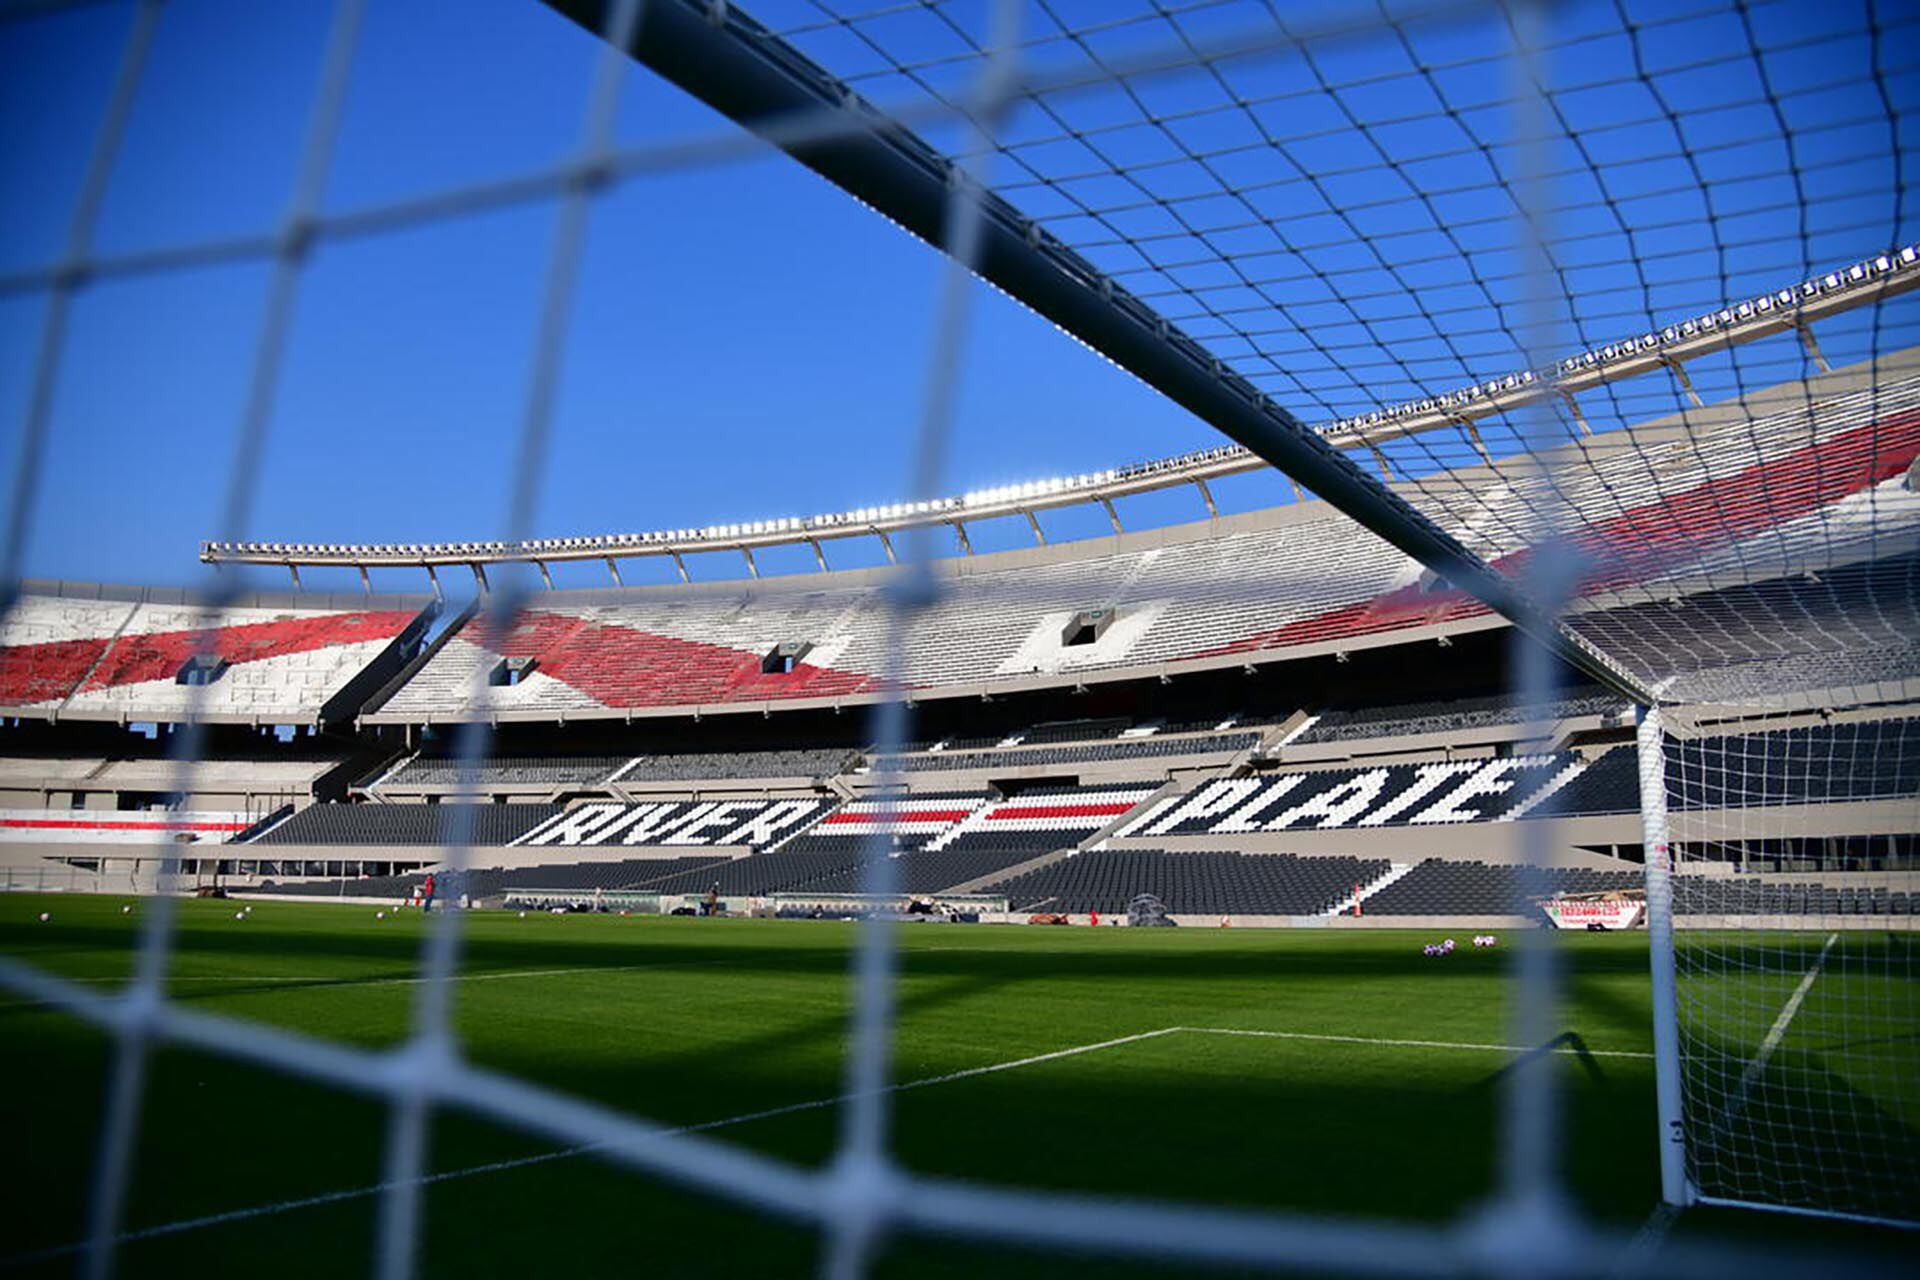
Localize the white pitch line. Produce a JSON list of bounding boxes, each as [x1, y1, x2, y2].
[[1178, 1026, 1655, 1059], [4, 1026, 1184, 1266], [4, 1020, 1653, 1264], [1734, 932, 1838, 1099]]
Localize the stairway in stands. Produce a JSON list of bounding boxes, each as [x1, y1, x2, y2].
[[1324, 862, 1415, 917]]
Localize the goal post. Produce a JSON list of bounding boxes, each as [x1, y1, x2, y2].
[[1636, 704, 1693, 1210], [1642, 703, 1920, 1227]]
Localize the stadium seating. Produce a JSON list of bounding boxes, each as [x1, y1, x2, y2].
[[978, 849, 1392, 915], [873, 732, 1259, 774], [379, 756, 631, 788], [0, 589, 424, 722], [614, 747, 859, 782], [1296, 690, 1628, 744], [248, 803, 564, 846], [1118, 756, 1578, 837], [1359, 860, 1642, 916], [1673, 879, 1910, 916], [777, 793, 992, 855], [934, 784, 1160, 853], [1550, 720, 1919, 817], [509, 798, 836, 850]]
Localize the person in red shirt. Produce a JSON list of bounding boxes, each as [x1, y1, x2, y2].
[[420, 872, 437, 914]]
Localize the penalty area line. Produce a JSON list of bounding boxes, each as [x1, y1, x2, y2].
[[2, 1027, 1183, 1267], [1177, 1026, 1655, 1059]]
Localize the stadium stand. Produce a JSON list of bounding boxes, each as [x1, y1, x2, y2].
[[776, 793, 991, 856], [378, 755, 631, 788], [509, 798, 837, 850], [872, 732, 1259, 773], [933, 784, 1160, 854], [1296, 690, 1628, 744], [1118, 757, 1579, 837], [0, 587, 427, 723], [248, 803, 564, 847], [614, 747, 859, 783], [979, 849, 1392, 916], [1359, 860, 1643, 916], [1552, 719, 1920, 817], [1673, 879, 1910, 917], [334, 373, 1920, 723], [1009, 718, 1132, 745]]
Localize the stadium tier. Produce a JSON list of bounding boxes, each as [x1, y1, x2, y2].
[[248, 803, 566, 847], [1295, 690, 1629, 744], [335, 372, 1920, 722], [1116, 757, 1582, 837], [0, 585, 430, 724], [509, 798, 836, 850], [980, 849, 1394, 917], [1359, 861, 1645, 917], [871, 731, 1261, 774], [375, 755, 632, 788]]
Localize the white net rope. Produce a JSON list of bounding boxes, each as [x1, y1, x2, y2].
[[0, 0, 1914, 1275]]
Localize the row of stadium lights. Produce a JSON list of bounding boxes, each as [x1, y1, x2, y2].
[[1322, 247, 1918, 435], [204, 247, 1916, 567]]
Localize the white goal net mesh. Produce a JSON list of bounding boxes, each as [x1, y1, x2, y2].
[[1655, 702, 1918, 1227], [1, 0, 1916, 1275]]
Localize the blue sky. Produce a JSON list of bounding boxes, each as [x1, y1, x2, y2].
[[2, 0, 1915, 595]]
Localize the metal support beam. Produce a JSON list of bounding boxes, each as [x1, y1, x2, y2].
[[1456, 416, 1492, 465], [1368, 444, 1393, 482], [952, 521, 973, 555], [605, 557, 622, 586], [670, 551, 689, 584], [550, 0, 1655, 708], [1194, 478, 1217, 517], [470, 563, 489, 592], [1559, 388, 1591, 436], [807, 537, 828, 571], [1797, 321, 1832, 373], [741, 546, 759, 579], [288, 564, 301, 590], [425, 564, 442, 600], [357, 564, 372, 593], [535, 559, 554, 589], [1663, 357, 1703, 408], [1024, 509, 1046, 545], [1100, 496, 1123, 534], [876, 529, 896, 564]]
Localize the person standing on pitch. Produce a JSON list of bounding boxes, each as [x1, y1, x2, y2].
[[420, 871, 437, 914]]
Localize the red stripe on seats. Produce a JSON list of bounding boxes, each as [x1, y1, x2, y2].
[[1199, 409, 1920, 660], [0, 637, 112, 705], [84, 611, 418, 691], [479, 611, 894, 709], [984, 803, 1136, 820], [822, 809, 972, 824]]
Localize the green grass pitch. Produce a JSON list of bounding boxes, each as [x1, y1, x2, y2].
[[0, 895, 1911, 1276]]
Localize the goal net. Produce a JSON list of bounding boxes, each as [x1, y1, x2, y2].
[[2, 0, 1918, 1274], [1642, 695, 1918, 1226]]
